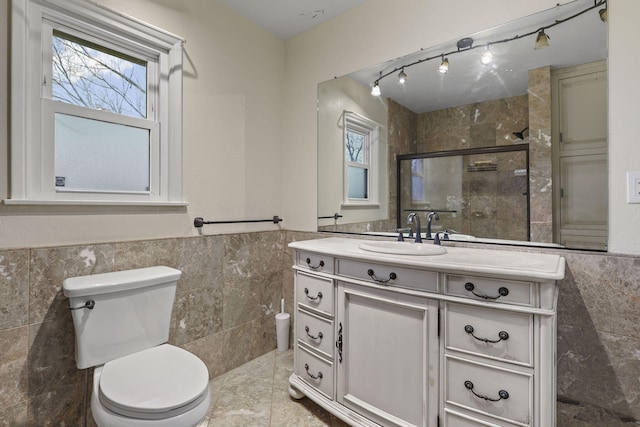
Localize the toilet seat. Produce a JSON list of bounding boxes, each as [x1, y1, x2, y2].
[[98, 344, 209, 420]]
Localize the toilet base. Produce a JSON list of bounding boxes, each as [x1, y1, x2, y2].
[[91, 366, 211, 427]]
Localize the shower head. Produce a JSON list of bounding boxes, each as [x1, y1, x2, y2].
[[513, 126, 529, 140]]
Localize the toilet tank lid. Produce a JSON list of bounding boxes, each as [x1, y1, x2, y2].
[[63, 266, 182, 298]]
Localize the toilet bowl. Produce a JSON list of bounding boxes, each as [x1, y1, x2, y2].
[[91, 345, 210, 426], [63, 267, 210, 427]]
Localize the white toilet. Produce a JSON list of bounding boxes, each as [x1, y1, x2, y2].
[[63, 266, 211, 426]]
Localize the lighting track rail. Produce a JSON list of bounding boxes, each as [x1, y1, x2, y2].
[[370, 0, 606, 94]]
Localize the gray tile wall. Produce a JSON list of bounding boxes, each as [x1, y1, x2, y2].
[[1, 230, 638, 424], [0, 232, 285, 426]]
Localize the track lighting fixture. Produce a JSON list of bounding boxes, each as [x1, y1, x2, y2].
[[371, 81, 381, 96], [438, 56, 449, 74], [398, 68, 407, 85], [480, 46, 493, 65], [534, 29, 550, 49], [368, 0, 606, 97], [599, 7, 607, 22]]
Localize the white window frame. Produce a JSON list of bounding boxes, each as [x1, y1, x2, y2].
[[8, 0, 185, 205], [342, 112, 379, 207]]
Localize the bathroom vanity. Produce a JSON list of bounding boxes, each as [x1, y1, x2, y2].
[[288, 237, 565, 427]]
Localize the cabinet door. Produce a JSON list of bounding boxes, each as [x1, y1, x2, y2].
[[336, 282, 439, 427]]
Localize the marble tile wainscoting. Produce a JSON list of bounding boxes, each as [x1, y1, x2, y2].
[[0, 231, 286, 426], [1, 229, 639, 425]]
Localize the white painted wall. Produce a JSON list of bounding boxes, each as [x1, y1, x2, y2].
[[607, 0, 640, 254], [282, 0, 640, 255], [0, 0, 285, 248]]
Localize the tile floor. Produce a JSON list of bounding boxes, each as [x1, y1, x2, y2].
[[200, 349, 636, 427]]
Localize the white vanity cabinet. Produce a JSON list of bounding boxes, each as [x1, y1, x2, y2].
[[288, 238, 565, 427]]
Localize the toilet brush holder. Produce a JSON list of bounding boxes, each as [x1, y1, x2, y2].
[[275, 312, 290, 351]]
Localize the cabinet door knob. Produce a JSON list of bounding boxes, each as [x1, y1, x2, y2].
[[464, 380, 509, 402], [464, 282, 509, 300], [464, 325, 509, 343]]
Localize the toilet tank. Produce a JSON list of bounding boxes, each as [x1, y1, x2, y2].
[[63, 266, 181, 369]]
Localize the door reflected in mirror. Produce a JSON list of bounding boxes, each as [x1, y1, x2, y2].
[[317, 0, 607, 251]]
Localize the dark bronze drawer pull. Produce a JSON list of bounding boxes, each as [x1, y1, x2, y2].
[[464, 325, 509, 343], [464, 282, 509, 300], [304, 288, 323, 301], [306, 257, 325, 270], [305, 325, 324, 341], [367, 268, 397, 284], [464, 380, 509, 402], [304, 363, 323, 380]]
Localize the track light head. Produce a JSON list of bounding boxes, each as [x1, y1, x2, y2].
[[438, 56, 449, 74], [535, 29, 550, 49], [398, 68, 407, 85], [371, 82, 381, 96], [599, 7, 607, 22], [480, 46, 493, 65]]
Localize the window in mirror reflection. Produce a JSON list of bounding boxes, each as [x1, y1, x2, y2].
[[344, 113, 378, 205], [411, 159, 425, 203]]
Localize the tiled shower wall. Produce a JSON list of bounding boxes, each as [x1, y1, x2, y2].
[[1, 230, 639, 425]]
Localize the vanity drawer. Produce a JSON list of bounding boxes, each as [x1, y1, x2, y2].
[[446, 275, 534, 307], [444, 408, 520, 427], [296, 308, 334, 358], [296, 251, 334, 274], [337, 259, 438, 293], [445, 303, 533, 366], [296, 344, 334, 399], [296, 272, 334, 316], [445, 355, 532, 426]]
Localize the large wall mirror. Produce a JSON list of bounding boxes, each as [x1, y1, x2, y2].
[[317, 0, 608, 250]]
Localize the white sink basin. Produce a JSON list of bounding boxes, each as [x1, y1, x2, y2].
[[358, 241, 447, 256]]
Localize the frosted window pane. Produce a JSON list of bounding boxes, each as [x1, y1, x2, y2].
[[54, 113, 150, 192], [348, 166, 368, 199]]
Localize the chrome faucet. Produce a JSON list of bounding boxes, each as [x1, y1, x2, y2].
[[407, 213, 422, 243], [426, 211, 440, 239]]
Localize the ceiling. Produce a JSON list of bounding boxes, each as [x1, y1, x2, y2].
[[217, 0, 369, 39]]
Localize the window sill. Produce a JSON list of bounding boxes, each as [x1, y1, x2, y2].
[[341, 203, 380, 209], [3, 198, 188, 207]]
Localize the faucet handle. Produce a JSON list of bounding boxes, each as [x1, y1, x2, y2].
[[434, 231, 446, 245], [397, 228, 411, 242]]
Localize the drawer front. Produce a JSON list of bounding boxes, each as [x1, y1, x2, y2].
[[444, 409, 519, 427], [337, 258, 438, 293], [445, 356, 532, 425], [296, 344, 334, 399], [446, 275, 533, 306], [445, 303, 533, 366], [296, 251, 334, 274], [296, 308, 334, 358], [296, 272, 334, 316]]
